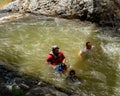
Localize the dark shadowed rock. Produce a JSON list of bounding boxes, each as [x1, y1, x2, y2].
[[0, 65, 73, 96]]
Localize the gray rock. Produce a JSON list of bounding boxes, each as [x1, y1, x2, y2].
[[1, 0, 120, 26]]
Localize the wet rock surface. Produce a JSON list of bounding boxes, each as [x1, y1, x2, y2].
[[0, 65, 73, 96]]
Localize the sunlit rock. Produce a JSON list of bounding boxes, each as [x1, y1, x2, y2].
[[0, 0, 120, 26]]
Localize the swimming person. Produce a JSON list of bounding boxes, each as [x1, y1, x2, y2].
[[78, 41, 95, 58], [66, 69, 80, 83]]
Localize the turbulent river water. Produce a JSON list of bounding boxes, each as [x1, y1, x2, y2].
[[0, 15, 120, 96]]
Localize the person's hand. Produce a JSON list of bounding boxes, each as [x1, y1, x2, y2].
[[78, 51, 82, 59]]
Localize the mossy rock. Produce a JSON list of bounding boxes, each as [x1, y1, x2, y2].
[[12, 85, 24, 96]]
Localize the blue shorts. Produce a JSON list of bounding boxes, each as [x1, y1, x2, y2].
[[55, 63, 67, 74], [55, 63, 63, 73]]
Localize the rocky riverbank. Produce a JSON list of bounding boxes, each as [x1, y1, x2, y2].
[[0, 64, 76, 96]]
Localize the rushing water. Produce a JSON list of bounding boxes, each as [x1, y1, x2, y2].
[[0, 16, 120, 96]]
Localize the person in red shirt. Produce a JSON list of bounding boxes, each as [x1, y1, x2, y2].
[[46, 45, 67, 77]]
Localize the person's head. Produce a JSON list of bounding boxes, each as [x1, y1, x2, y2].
[[69, 70, 76, 77], [52, 45, 59, 55], [86, 42, 92, 49], [62, 64, 67, 73]]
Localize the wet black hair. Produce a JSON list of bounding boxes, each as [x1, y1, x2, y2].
[[86, 42, 90, 46], [69, 70, 75, 75]]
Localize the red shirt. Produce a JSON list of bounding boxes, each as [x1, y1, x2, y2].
[[46, 51, 65, 65]]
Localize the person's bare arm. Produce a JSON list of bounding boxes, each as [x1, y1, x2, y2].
[[78, 51, 82, 59], [62, 58, 66, 64], [47, 62, 57, 69]]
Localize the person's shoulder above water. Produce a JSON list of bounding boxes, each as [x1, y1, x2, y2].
[[78, 41, 95, 57], [66, 69, 81, 83], [46, 45, 66, 65]]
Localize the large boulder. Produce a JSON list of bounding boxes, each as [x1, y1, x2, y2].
[[1, 0, 120, 26]]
